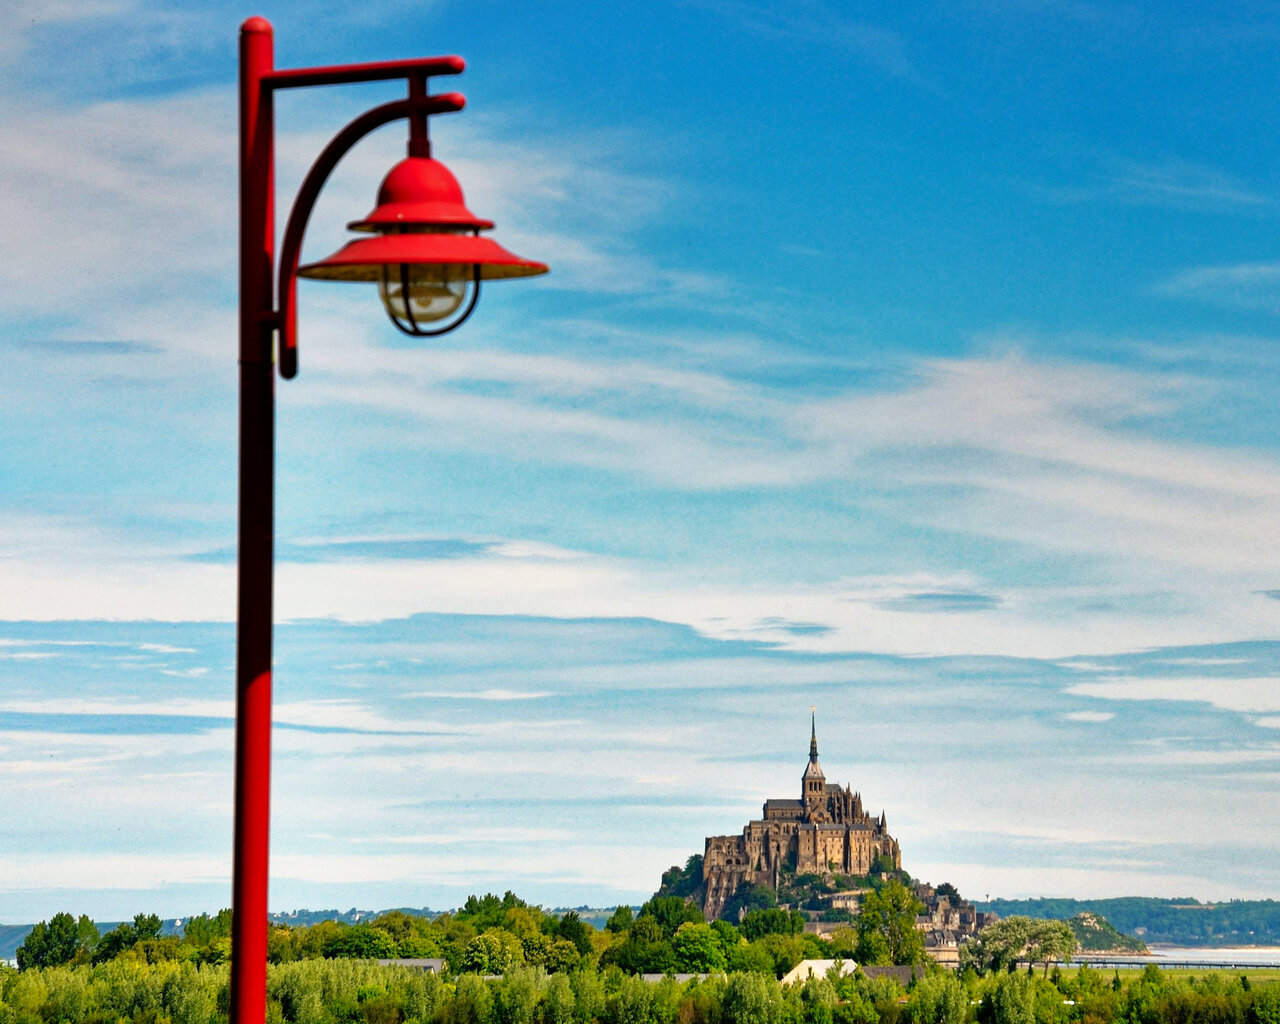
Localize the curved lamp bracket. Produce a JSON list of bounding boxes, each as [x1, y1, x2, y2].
[[276, 90, 465, 379]]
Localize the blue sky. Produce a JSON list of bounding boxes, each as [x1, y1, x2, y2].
[[3, 0, 1280, 922]]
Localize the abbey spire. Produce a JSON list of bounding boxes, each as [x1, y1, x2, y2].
[[802, 707, 825, 808]]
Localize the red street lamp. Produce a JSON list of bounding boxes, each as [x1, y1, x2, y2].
[[234, 17, 546, 1024]]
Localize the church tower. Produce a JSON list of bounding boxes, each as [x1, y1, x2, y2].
[[801, 709, 826, 813]]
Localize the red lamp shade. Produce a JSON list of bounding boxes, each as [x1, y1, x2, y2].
[[298, 156, 548, 335]]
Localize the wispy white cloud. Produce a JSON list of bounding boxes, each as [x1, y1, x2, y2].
[[0, 79, 721, 360], [1159, 262, 1280, 312], [0, 695, 451, 736], [907, 860, 1278, 901], [1040, 157, 1269, 211], [686, 0, 925, 85], [0, 853, 227, 891], [0, 0, 127, 64], [0, 697, 234, 718], [1066, 676, 1280, 714], [410, 689, 556, 701], [1, 492, 1278, 661], [312, 827, 573, 845], [1064, 710, 1115, 722], [0, 90, 236, 319], [290, 336, 1280, 589]]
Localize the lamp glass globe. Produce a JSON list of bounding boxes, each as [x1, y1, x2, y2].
[[379, 264, 469, 323]]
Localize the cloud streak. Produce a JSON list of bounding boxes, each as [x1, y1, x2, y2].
[[1160, 263, 1280, 312]]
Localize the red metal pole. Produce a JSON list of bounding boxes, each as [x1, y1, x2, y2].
[[233, 16, 275, 1024]]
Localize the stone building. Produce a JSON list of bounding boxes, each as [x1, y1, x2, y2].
[[912, 882, 997, 966], [701, 716, 901, 919]]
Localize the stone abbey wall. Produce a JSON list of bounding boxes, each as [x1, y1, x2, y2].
[[700, 720, 901, 920]]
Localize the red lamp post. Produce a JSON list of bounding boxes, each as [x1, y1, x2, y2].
[[234, 18, 546, 1024]]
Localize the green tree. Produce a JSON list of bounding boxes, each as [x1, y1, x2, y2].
[[570, 967, 607, 1022], [741, 910, 804, 941], [1024, 919, 1075, 976], [722, 885, 779, 921], [854, 880, 925, 966], [798, 975, 837, 1024], [544, 972, 576, 1024], [446, 973, 495, 1024], [93, 913, 165, 965], [869, 854, 898, 877], [958, 917, 1033, 975], [40, 965, 90, 1022], [543, 939, 582, 974], [75, 916, 100, 960], [323, 924, 399, 960], [600, 925, 675, 976], [460, 893, 533, 933], [161, 961, 219, 1024], [1253, 982, 1280, 1024], [369, 911, 417, 947], [606, 906, 635, 933], [494, 967, 541, 1024], [631, 917, 664, 944], [671, 923, 728, 973], [657, 855, 705, 901], [757, 934, 806, 978], [986, 972, 1034, 1024], [521, 932, 552, 967], [723, 972, 783, 1024], [609, 974, 655, 1024], [727, 941, 775, 975], [556, 912, 594, 956], [134, 914, 164, 941], [639, 897, 705, 939], [463, 930, 525, 974], [269, 961, 325, 1024], [904, 973, 964, 1024], [183, 910, 233, 949], [17, 913, 87, 969]]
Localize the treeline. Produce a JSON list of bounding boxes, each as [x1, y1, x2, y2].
[[981, 898, 1280, 947], [13, 883, 932, 979], [268, 910, 437, 931], [16, 915, 201, 971], [4, 954, 1280, 1024]]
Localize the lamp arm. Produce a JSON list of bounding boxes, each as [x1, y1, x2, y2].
[[276, 91, 465, 379]]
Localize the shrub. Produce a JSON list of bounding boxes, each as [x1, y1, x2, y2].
[[494, 968, 542, 1024], [986, 973, 1033, 1024], [543, 973, 575, 1024], [723, 973, 783, 1024], [446, 974, 495, 1024], [160, 963, 219, 1024], [269, 962, 325, 1024]]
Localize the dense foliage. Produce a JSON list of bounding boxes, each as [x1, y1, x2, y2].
[[3, 953, 1280, 1024], [11, 883, 926, 984], [981, 898, 1280, 947], [13, 889, 1277, 1023]]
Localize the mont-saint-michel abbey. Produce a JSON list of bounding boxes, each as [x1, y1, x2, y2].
[[701, 717, 903, 919]]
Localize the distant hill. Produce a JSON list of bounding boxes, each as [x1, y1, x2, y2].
[[980, 898, 1280, 947], [1070, 912, 1147, 953], [266, 907, 437, 928], [0, 924, 33, 962]]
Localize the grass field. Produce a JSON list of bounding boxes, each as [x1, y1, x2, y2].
[[1049, 964, 1280, 983]]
